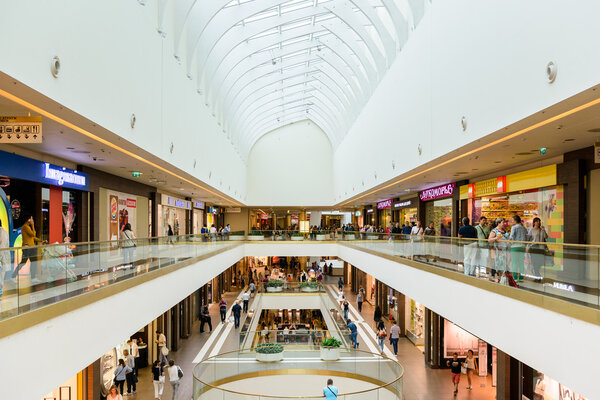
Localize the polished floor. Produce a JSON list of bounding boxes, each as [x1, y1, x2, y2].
[[129, 277, 496, 400]]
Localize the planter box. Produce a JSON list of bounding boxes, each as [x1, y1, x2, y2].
[[366, 235, 380, 240], [344, 235, 356, 240], [256, 351, 283, 362], [301, 286, 319, 292], [247, 235, 264, 241], [320, 347, 341, 361], [291, 236, 304, 241], [315, 234, 328, 241], [266, 286, 283, 293], [229, 235, 245, 241]]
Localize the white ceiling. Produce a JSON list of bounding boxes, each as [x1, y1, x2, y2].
[[169, 0, 426, 159]]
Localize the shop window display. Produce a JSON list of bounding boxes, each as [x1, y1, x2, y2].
[[406, 299, 424, 346], [532, 370, 588, 400]]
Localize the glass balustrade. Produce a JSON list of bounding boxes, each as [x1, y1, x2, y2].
[[1, 230, 597, 323], [192, 348, 404, 400]]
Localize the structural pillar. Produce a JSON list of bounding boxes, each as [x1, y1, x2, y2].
[[496, 349, 521, 400]]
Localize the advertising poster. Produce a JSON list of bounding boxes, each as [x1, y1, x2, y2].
[[492, 347, 497, 387], [107, 191, 137, 241], [533, 371, 588, 400], [478, 340, 488, 376], [443, 319, 479, 358]]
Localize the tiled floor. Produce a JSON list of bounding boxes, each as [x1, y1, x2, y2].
[[123, 276, 497, 400]]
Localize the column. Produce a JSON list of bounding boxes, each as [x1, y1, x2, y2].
[[496, 349, 521, 400]]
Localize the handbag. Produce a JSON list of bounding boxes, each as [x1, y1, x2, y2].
[[461, 364, 467, 374], [161, 346, 169, 356], [177, 366, 184, 379]]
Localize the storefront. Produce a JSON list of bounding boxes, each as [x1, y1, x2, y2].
[[206, 205, 220, 228], [405, 297, 425, 347], [377, 199, 392, 229], [159, 194, 191, 236], [420, 183, 456, 236], [192, 201, 204, 234], [392, 198, 418, 227], [99, 188, 149, 241], [460, 165, 564, 243], [0, 150, 89, 247], [364, 207, 375, 226]]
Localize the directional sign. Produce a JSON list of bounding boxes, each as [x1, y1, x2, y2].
[[0, 116, 43, 143]]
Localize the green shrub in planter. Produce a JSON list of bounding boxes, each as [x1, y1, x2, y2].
[[229, 231, 245, 236], [249, 230, 264, 236], [300, 282, 319, 289], [266, 279, 284, 287], [321, 337, 342, 348], [255, 343, 284, 354], [291, 232, 304, 237]]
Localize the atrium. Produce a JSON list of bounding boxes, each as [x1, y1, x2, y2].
[[0, 1, 599, 399]]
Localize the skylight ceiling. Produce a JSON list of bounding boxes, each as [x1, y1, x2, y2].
[[168, 0, 427, 160]]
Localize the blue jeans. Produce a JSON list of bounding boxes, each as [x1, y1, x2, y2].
[[234, 312, 240, 328], [344, 308, 349, 320], [390, 338, 398, 355], [350, 332, 358, 348]]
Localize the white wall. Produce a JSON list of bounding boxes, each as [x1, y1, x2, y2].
[[334, 0, 600, 203], [0, 0, 246, 203], [246, 121, 334, 206]]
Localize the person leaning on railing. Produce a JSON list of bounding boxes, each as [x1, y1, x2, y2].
[[509, 215, 528, 282], [488, 218, 509, 282]]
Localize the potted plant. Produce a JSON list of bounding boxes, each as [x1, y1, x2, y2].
[[291, 232, 304, 241], [320, 337, 342, 361], [247, 230, 264, 241], [315, 231, 329, 241], [300, 281, 320, 292], [228, 231, 245, 241], [255, 343, 284, 362], [266, 279, 284, 292], [344, 232, 356, 240]]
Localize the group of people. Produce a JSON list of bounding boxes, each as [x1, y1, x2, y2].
[[199, 223, 231, 241], [447, 350, 479, 396], [457, 215, 548, 282]]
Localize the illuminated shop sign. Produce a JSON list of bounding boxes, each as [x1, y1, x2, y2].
[[161, 194, 191, 210], [44, 163, 86, 187], [420, 183, 456, 201], [0, 150, 89, 191], [377, 199, 392, 209], [366, 209, 374, 213], [193, 201, 204, 209], [393, 200, 412, 208]]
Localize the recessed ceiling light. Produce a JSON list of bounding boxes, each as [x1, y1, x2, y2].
[[563, 138, 575, 142], [157, 181, 166, 185], [494, 161, 502, 163], [515, 152, 532, 155], [587, 128, 600, 133], [66, 147, 75, 150]]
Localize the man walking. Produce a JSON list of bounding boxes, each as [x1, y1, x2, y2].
[[200, 304, 212, 333], [232, 300, 242, 328], [127, 339, 139, 376], [347, 319, 359, 348], [389, 320, 400, 356], [156, 330, 168, 365], [123, 349, 136, 395], [242, 290, 250, 313], [357, 289, 363, 313]]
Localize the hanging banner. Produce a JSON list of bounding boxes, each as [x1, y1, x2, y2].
[[478, 340, 488, 377]]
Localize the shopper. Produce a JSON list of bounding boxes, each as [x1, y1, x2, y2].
[[402, 223, 412, 236], [475, 217, 491, 276], [223, 224, 231, 240], [123, 349, 136, 395], [446, 353, 462, 396], [156, 330, 168, 365], [167, 224, 174, 244], [167, 360, 183, 400], [249, 281, 256, 295], [113, 358, 132, 395], [527, 217, 548, 281], [152, 360, 165, 400], [242, 290, 250, 312], [200, 304, 212, 333], [389, 320, 400, 356], [410, 221, 424, 258], [126, 339, 140, 376], [357, 289, 363, 313], [219, 296, 227, 323], [201, 224, 208, 242], [209, 224, 217, 241], [376, 325, 387, 353], [347, 319, 359, 348], [464, 349, 478, 390], [337, 290, 345, 308], [106, 385, 123, 400], [458, 217, 478, 276], [12, 215, 46, 283], [323, 378, 339, 400], [343, 299, 349, 320], [373, 305, 382, 330], [337, 276, 343, 291], [0, 220, 9, 294], [488, 218, 508, 281], [509, 215, 527, 281], [120, 223, 136, 268], [232, 300, 242, 328]]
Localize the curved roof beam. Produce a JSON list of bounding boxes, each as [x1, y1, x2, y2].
[[350, 0, 396, 60], [172, 0, 197, 59], [380, 0, 409, 46]]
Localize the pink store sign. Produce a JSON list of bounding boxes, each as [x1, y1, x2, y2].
[[419, 183, 456, 201], [377, 199, 392, 209]]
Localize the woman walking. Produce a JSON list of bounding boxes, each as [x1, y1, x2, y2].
[[373, 306, 382, 330], [527, 217, 548, 281], [113, 359, 132, 395], [464, 349, 479, 390], [376, 325, 387, 353], [152, 360, 165, 400], [120, 223, 136, 268], [488, 218, 508, 281], [219, 296, 227, 323]]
